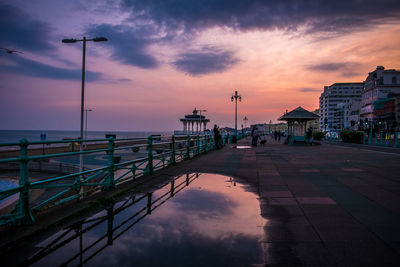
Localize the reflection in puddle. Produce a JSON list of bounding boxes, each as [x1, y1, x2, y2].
[[9, 173, 266, 266], [233, 145, 252, 149]]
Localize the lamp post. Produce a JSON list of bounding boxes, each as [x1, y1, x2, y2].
[[85, 109, 93, 140], [243, 116, 248, 129], [62, 36, 107, 176], [231, 91, 242, 142], [198, 109, 207, 133]]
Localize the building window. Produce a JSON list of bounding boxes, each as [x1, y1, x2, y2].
[[393, 76, 397, 84]]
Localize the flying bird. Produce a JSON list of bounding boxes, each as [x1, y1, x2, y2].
[[0, 48, 23, 54]]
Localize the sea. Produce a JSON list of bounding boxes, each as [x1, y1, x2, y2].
[[0, 130, 172, 143]]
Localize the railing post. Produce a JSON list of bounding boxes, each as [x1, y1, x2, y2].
[[386, 133, 390, 147], [170, 135, 176, 165], [186, 134, 190, 160], [196, 134, 200, 155], [147, 135, 153, 175], [17, 139, 35, 225], [395, 132, 399, 148], [105, 137, 115, 190], [363, 132, 366, 144]]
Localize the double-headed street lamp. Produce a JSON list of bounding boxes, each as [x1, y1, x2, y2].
[[62, 36, 107, 175], [231, 91, 242, 142]]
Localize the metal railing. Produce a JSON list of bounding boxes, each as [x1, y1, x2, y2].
[[0, 133, 246, 226]]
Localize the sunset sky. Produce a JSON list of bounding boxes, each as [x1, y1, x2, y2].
[[1, 0, 400, 131]]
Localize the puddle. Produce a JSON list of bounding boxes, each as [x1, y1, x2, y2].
[[233, 145, 252, 149], [6, 173, 266, 266]]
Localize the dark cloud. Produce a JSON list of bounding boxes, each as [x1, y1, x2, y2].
[[121, 0, 400, 35], [298, 88, 321, 92], [173, 46, 239, 76], [306, 62, 362, 78], [0, 4, 55, 52], [85, 24, 158, 69], [0, 55, 102, 82], [307, 62, 351, 72]]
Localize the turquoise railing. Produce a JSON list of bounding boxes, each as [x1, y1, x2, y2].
[[0, 133, 238, 226]]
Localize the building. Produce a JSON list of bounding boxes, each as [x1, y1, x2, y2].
[[360, 66, 400, 131], [347, 99, 362, 130], [319, 82, 364, 132]]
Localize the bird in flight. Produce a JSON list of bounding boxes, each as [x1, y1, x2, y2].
[[0, 48, 23, 54]]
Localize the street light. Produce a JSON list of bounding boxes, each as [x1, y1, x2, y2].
[[62, 36, 107, 181], [85, 109, 93, 140], [198, 109, 207, 133], [231, 90, 242, 142], [243, 116, 248, 129]]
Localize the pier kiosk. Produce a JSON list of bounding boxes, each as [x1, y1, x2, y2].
[[279, 106, 319, 145]]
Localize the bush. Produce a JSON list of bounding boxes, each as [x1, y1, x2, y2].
[[313, 131, 325, 140], [340, 130, 364, 144]]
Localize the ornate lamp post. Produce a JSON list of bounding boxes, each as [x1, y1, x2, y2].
[[231, 91, 242, 142]]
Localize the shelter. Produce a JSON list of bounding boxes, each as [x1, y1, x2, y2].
[[179, 108, 210, 134], [278, 106, 319, 145]]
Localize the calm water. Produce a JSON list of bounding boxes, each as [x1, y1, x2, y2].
[[4, 173, 266, 266], [0, 130, 172, 143]]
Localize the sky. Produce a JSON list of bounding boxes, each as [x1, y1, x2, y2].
[[1, 0, 400, 131]]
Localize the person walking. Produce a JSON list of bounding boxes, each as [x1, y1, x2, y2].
[[251, 126, 259, 146]]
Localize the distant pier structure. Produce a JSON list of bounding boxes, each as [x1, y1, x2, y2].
[[177, 108, 210, 135]]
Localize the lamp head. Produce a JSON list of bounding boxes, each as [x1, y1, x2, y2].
[[92, 37, 108, 42], [62, 39, 77, 43]]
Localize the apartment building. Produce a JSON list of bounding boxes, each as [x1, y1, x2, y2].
[[360, 66, 400, 131], [319, 83, 364, 131]]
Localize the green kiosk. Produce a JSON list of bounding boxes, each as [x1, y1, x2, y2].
[[279, 106, 319, 145]]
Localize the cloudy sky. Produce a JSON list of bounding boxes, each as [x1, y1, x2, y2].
[[1, 0, 400, 131]]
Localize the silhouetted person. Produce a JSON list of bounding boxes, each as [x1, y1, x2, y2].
[[213, 124, 222, 149], [251, 126, 259, 146], [278, 130, 281, 141], [307, 126, 313, 145]]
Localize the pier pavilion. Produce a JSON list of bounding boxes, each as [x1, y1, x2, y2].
[[179, 108, 210, 134], [279, 106, 319, 145]]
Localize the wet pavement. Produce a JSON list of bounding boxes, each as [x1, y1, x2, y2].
[[2, 138, 400, 266], [3, 173, 265, 266]]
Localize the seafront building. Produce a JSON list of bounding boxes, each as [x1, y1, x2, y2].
[[360, 66, 400, 131], [319, 83, 364, 131]]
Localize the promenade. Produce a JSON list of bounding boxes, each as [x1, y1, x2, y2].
[[2, 137, 400, 265], [163, 138, 400, 265]]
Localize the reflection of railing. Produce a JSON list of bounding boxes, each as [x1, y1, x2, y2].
[[0, 134, 246, 226], [18, 173, 200, 266]]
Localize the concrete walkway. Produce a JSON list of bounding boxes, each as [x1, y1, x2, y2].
[[2, 138, 400, 265], [164, 138, 400, 265]]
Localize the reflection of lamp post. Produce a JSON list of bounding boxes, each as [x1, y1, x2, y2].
[[85, 109, 93, 140], [198, 109, 207, 133], [231, 91, 242, 141], [62, 36, 107, 174]]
